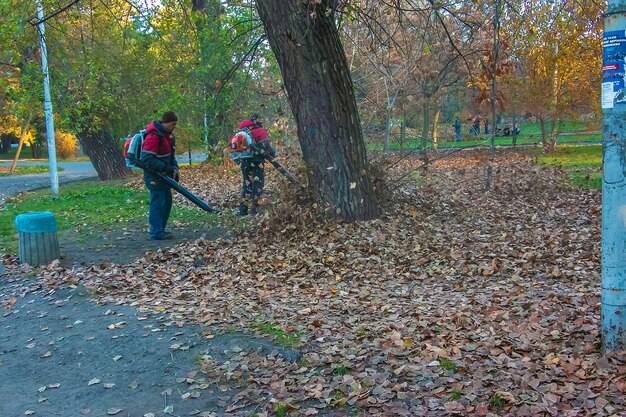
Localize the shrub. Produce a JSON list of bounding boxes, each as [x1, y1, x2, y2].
[[55, 131, 78, 159]]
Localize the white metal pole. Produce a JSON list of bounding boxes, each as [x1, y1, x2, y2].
[[36, 1, 59, 197]]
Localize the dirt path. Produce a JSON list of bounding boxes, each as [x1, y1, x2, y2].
[[0, 276, 299, 417], [58, 223, 229, 268], [0, 224, 300, 417]]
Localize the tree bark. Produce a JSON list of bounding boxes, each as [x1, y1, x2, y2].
[[0, 134, 12, 154], [421, 99, 430, 150], [10, 112, 33, 172], [256, 0, 380, 221], [384, 106, 392, 153], [77, 130, 131, 180], [400, 116, 406, 150], [432, 110, 440, 152]]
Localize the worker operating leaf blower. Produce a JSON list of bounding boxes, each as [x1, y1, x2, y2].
[[229, 114, 304, 216], [123, 111, 220, 241]]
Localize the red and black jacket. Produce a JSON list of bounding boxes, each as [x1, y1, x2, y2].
[[140, 120, 178, 183]]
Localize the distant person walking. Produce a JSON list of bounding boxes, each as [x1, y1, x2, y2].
[[484, 117, 489, 135], [140, 111, 179, 240], [454, 117, 461, 142], [512, 123, 520, 146]]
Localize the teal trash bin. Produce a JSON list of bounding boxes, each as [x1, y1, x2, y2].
[[15, 212, 60, 266]]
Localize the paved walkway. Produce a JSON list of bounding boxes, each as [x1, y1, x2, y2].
[[0, 154, 209, 206], [0, 275, 298, 417], [0, 162, 98, 206]]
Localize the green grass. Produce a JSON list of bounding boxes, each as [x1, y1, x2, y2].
[[538, 145, 602, 168], [536, 145, 602, 190], [571, 171, 602, 189], [1, 145, 202, 163], [439, 358, 457, 372], [518, 120, 592, 135], [274, 402, 290, 417], [0, 146, 88, 162], [0, 147, 36, 161], [254, 322, 301, 348], [448, 391, 462, 401], [367, 132, 601, 151], [0, 179, 217, 255], [333, 363, 348, 376], [367, 119, 600, 151], [489, 393, 506, 410], [0, 166, 65, 176]]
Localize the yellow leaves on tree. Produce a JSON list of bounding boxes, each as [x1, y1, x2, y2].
[[55, 131, 79, 159]]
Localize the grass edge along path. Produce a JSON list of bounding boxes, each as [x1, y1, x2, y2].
[[0, 179, 218, 255], [0, 166, 65, 176]]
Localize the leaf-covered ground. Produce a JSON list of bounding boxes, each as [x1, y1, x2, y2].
[[17, 150, 626, 416]]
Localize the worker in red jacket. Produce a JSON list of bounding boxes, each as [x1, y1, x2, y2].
[[140, 111, 179, 240], [237, 115, 275, 215]]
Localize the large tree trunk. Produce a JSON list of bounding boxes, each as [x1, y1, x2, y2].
[[78, 130, 131, 180], [0, 134, 13, 154], [256, 0, 380, 221]]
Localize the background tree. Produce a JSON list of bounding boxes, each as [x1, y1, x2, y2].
[[503, 0, 602, 152], [0, 0, 41, 167]]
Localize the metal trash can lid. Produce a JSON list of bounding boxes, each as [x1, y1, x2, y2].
[[15, 211, 58, 233]]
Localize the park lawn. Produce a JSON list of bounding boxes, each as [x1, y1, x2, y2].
[[0, 146, 46, 161], [367, 132, 601, 151], [537, 144, 602, 190], [518, 119, 593, 135], [367, 119, 600, 151], [0, 179, 216, 254], [0, 166, 65, 176], [0, 147, 91, 163]]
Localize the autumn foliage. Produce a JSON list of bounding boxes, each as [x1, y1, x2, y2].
[[54, 131, 78, 159]]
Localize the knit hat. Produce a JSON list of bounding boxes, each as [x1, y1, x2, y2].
[[161, 111, 178, 124], [238, 119, 255, 130]]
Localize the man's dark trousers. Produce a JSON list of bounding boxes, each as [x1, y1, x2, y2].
[[239, 159, 265, 215], [147, 183, 172, 239]]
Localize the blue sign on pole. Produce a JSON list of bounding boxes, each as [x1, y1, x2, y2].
[[602, 30, 626, 108]]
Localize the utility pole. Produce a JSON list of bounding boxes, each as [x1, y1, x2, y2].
[[601, 0, 626, 353], [36, 1, 59, 197]]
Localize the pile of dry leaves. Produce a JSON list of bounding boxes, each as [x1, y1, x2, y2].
[[39, 149, 625, 416]]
